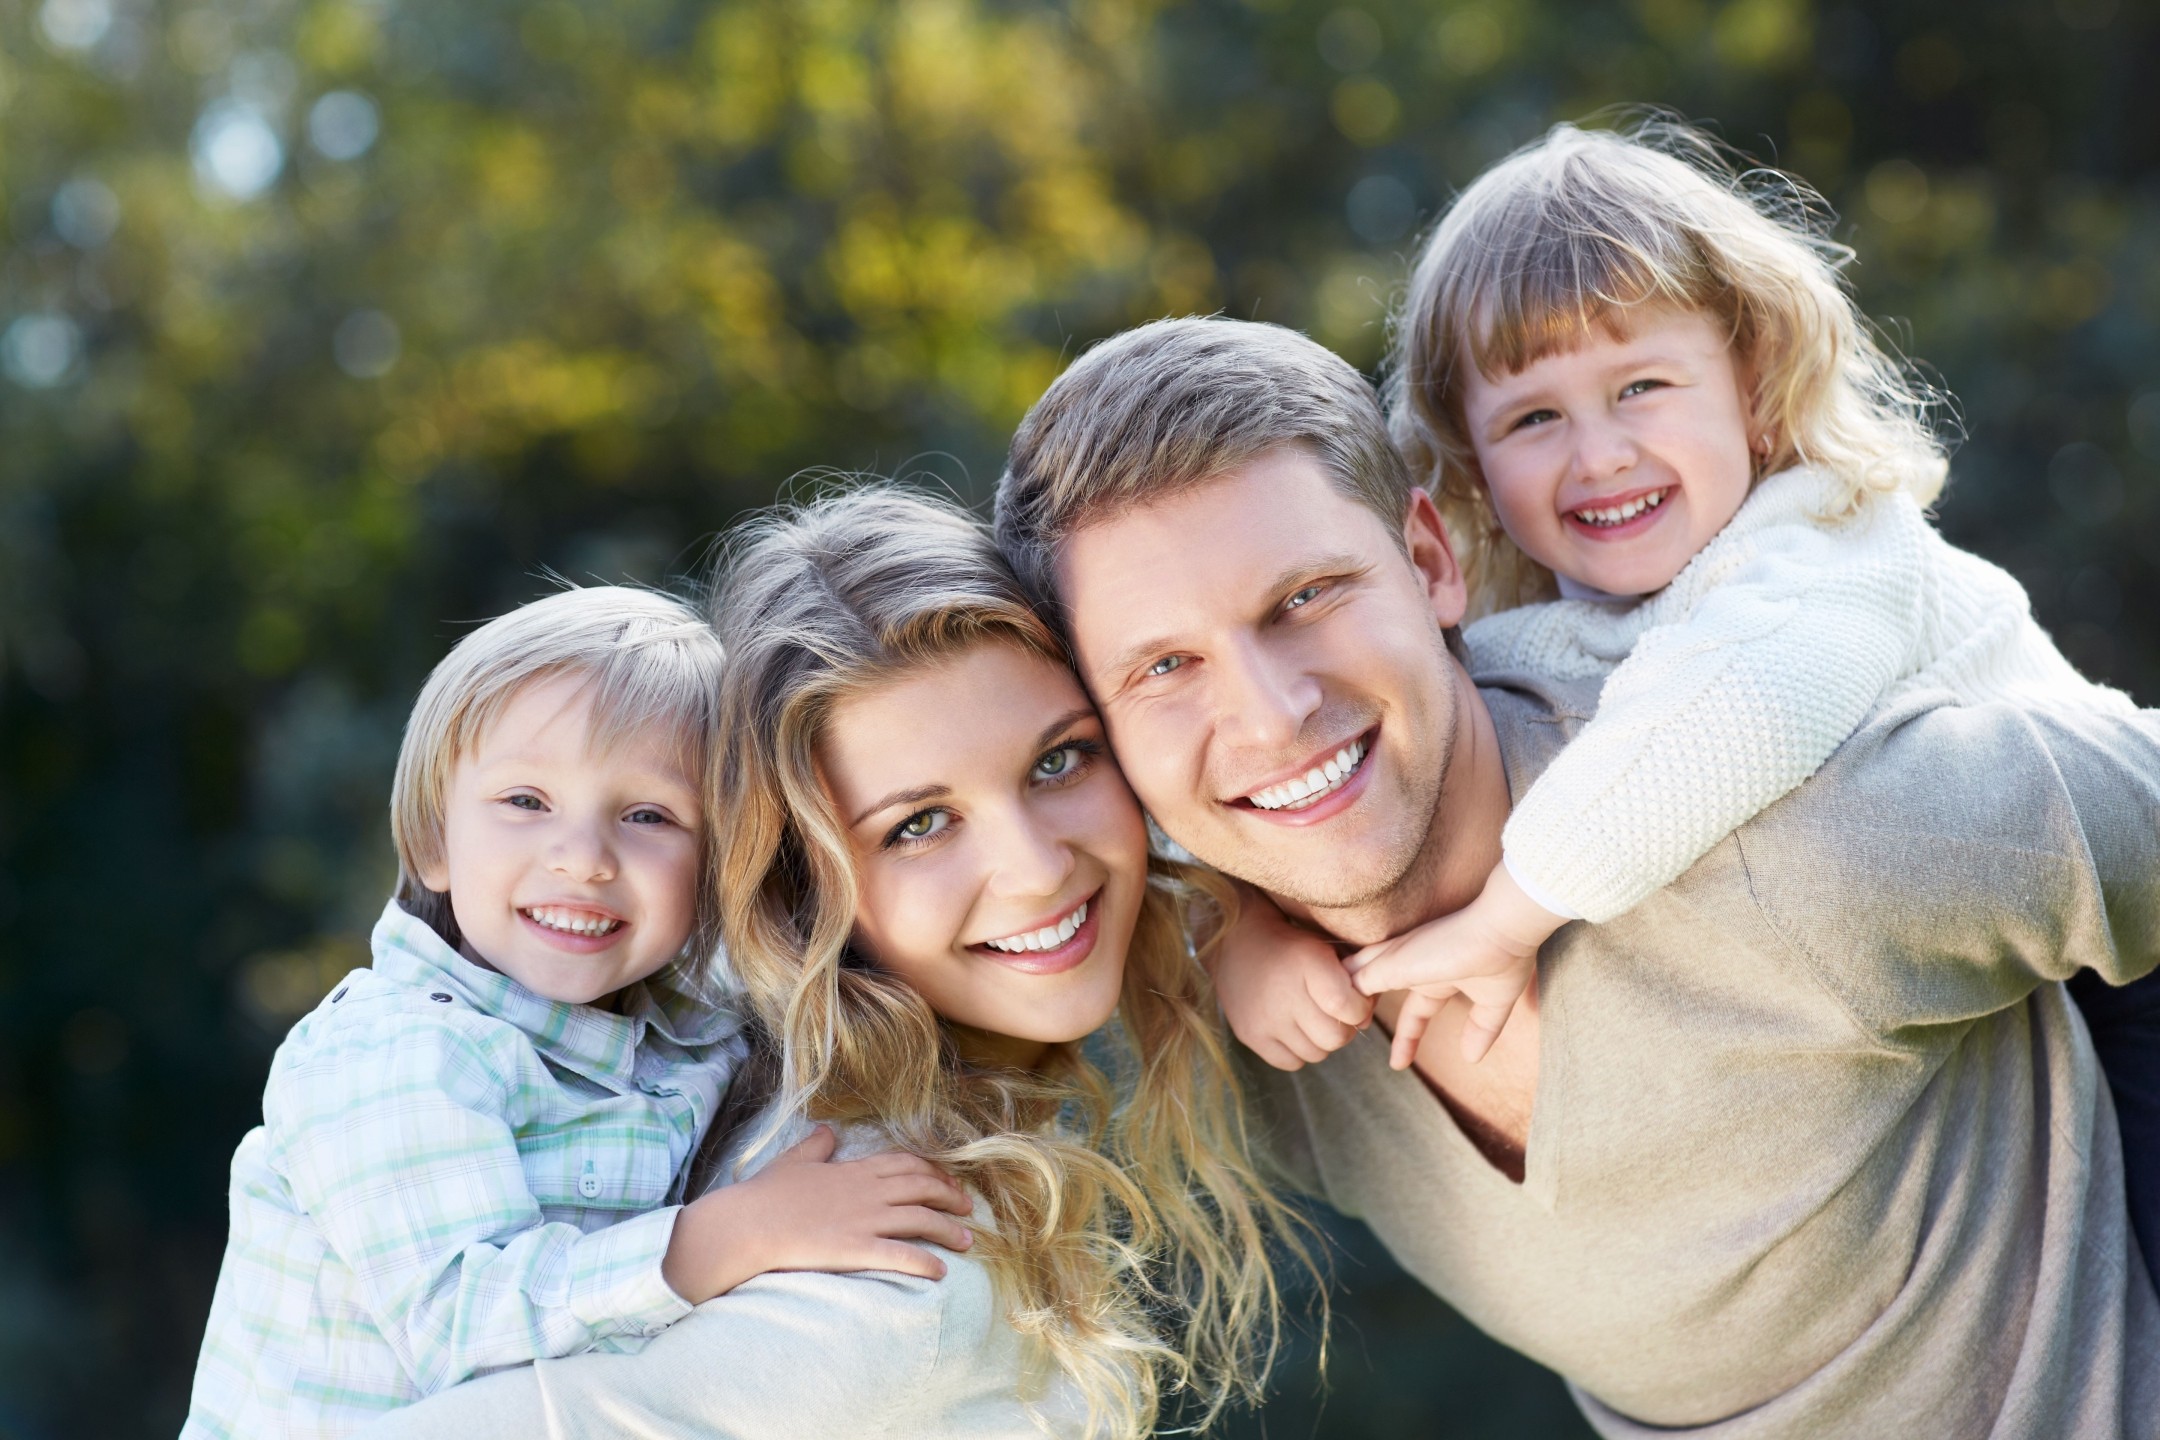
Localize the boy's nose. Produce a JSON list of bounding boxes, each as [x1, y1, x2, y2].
[[549, 825, 617, 883]]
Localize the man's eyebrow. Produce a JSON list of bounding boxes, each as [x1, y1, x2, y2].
[[1092, 553, 1369, 684], [850, 783, 950, 829]]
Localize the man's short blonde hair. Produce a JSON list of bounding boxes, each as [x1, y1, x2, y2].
[[389, 585, 726, 960], [994, 317, 1416, 622]]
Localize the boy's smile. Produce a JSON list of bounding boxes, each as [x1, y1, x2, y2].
[[418, 672, 703, 1006], [1460, 307, 1758, 598]]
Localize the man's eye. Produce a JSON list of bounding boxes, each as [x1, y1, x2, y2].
[[891, 809, 950, 845], [1283, 584, 1322, 611], [507, 794, 544, 812], [1147, 655, 1186, 678]]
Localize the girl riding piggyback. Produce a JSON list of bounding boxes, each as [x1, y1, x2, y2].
[[1216, 120, 2136, 1075]]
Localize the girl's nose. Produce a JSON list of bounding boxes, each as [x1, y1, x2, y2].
[[549, 819, 617, 883], [1572, 414, 1639, 482]]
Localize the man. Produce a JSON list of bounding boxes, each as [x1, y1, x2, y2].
[[993, 317, 2160, 1436]]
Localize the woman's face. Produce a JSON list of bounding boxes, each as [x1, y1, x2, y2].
[[818, 642, 1151, 1068]]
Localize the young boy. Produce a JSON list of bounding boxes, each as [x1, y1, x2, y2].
[[184, 586, 973, 1439]]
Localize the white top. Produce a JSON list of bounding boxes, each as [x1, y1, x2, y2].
[[1469, 466, 2138, 922], [357, 1118, 1096, 1440]]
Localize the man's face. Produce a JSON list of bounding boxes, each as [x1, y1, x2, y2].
[[1055, 445, 1470, 911]]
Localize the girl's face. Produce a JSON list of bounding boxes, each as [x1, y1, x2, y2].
[[817, 642, 1151, 1069], [1459, 307, 1759, 598]]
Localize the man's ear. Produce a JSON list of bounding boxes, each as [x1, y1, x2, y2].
[[1402, 488, 1469, 630]]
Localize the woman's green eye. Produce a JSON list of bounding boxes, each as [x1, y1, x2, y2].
[[899, 810, 946, 839], [1036, 746, 1078, 778]]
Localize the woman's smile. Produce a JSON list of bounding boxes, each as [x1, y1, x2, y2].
[[971, 891, 1100, 973]]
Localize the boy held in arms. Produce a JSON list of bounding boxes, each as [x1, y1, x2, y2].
[[185, 587, 973, 1440], [1215, 125, 2139, 1078]]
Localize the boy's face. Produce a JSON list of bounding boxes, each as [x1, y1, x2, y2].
[[419, 673, 703, 1006], [1459, 306, 1757, 598]]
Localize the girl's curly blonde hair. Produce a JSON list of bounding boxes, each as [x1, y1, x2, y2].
[[1386, 117, 1950, 617], [706, 486, 1317, 1439]]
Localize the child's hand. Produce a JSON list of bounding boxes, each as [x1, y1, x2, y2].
[[1343, 863, 1567, 1071], [1210, 880, 1373, 1071], [662, 1125, 975, 1304]]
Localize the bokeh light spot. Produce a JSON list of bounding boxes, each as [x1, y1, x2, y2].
[[1347, 174, 1416, 245], [1317, 9, 1383, 72], [334, 310, 402, 378], [191, 101, 286, 201], [52, 176, 121, 249], [3, 314, 83, 388], [39, 0, 112, 52], [309, 90, 381, 161], [1865, 158, 1929, 223]]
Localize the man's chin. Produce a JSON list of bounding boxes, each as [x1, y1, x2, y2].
[[1190, 816, 1425, 914]]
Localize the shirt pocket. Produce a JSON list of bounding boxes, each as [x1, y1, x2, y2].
[[517, 1116, 678, 1216]]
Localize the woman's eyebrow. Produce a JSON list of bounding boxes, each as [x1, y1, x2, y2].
[[1031, 706, 1098, 754], [851, 783, 950, 828]]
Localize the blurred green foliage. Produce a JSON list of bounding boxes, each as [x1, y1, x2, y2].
[[1, 0, 2155, 1434]]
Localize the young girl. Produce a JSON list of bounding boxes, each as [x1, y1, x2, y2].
[[1220, 122, 2137, 1079], [186, 586, 973, 1439], [355, 490, 1315, 1440]]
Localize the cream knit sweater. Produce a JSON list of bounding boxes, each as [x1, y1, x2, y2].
[[1467, 465, 2137, 923]]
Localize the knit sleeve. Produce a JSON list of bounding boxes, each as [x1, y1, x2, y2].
[[1502, 489, 1930, 922]]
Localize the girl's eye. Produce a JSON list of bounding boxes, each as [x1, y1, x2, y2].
[[626, 807, 669, 826], [1512, 408, 1559, 432], [1147, 654, 1186, 678], [1620, 378, 1666, 399], [507, 794, 544, 812], [1283, 584, 1322, 612], [888, 808, 951, 846]]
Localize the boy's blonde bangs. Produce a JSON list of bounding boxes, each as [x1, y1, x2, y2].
[[1389, 119, 1949, 619], [389, 585, 727, 960]]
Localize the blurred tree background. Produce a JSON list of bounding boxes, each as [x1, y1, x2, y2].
[[1, 0, 2155, 1433]]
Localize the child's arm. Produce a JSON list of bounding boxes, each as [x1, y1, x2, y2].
[[1206, 879, 1373, 1071], [1344, 862, 1564, 1069], [1497, 475, 1931, 926], [270, 1013, 967, 1395], [661, 1125, 973, 1303]]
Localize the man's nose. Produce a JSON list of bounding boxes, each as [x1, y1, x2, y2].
[[1210, 631, 1322, 753]]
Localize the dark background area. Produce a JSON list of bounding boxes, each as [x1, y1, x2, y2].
[[3, 0, 2156, 1434]]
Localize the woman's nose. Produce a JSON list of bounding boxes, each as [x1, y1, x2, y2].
[[983, 806, 1078, 901]]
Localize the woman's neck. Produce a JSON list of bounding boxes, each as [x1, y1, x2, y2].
[[948, 1022, 1051, 1072]]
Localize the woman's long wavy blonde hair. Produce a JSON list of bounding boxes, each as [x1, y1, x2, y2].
[[1387, 116, 1951, 617], [706, 486, 1316, 1438]]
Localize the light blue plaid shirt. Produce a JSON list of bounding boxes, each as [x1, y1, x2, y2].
[[184, 901, 746, 1439]]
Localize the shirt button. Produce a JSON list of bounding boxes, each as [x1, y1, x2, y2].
[[578, 1159, 602, 1200], [331, 988, 347, 1003], [429, 992, 452, 1004]]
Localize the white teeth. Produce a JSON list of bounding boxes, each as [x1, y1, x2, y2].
[[526, 906, 623, 937], [1246, 738, 1367, 811], [1576, 489, 1667, 527], [983, 900, 1088, 954]]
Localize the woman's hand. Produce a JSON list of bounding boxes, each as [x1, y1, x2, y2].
[[661, 1127, 976, 1304]]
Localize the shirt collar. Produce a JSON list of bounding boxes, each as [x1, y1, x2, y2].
[[369, 900, 742, 1086]]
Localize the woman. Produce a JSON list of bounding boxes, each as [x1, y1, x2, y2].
[[365, 489, 1313, 1440]]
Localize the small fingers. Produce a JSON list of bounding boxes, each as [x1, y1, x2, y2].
[[1308, 959, 1377, 1028], [882, 1206, 975, 1254], [1457, 999, 1516, 1066], [1251, 1038, 1307, 1072], [878, 1172, 975, 1216], [1390, 996, 1443, 1071], [1294, 1009, 1359, 1058]]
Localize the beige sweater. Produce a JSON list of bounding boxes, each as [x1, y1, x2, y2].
[[357, 1119, 1092, 1440], [1244, 671, 2160, 1438]]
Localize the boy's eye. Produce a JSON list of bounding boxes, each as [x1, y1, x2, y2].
[[890, 809, 951, 845], [1512, 408, 1559, 431], [626, 807, 670, 826], [1147, 655, 1186, 678], [1283, 584, 1322, 612], [1620, 378, 1666, 399], [507, 794, 544, 812]]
